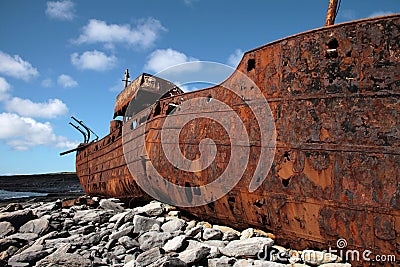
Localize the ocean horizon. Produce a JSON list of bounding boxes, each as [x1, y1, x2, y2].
[[0, 189, 48, 200]]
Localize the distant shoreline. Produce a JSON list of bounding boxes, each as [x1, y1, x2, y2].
[[0, 172, 83, 194]]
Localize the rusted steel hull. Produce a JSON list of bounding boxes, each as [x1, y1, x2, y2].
[[76, 15, 400, 262]]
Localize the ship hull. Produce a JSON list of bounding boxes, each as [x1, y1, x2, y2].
[[76, 15, 400, 262]]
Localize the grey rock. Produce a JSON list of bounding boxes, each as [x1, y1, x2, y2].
[[124, 254, 136, 265], [53, 243, 71, 254], [109, 211, 129, 223], [0, 245, 19, 262], [233, 259, 255, 267], [62, 219, 74, 230], [7, 233, 38, 242], [186, 239, 222, 258], [163, 235, 187, 252], [185, 225, 203, 238], [136, 247, 163, 267], [178, 246, 211, 264], [99, 228, 112, 242], [121, 210, 136, 223], [151, 223, 161, 231], [19, 218, 49, 236], [118, 236, 139, 249], [0, 209, 35, 228], [221, 237, 274, 258], [185, 220, 197, 232], [133, 215, 162, 233], [105, 238, 117, 250], [3, 203, 23, 212], [18, 244, 44, 254], [0, 238, 21, 251], [213, 225, 240, 235], [138, 231, 172, 251], [79, 232, 101, 246], [43, 234, 76, 247], [188, 240, 221, 259], [0, 221, 15, 237], [48, 221, 62, 232], [32, 202, 60, 217], [204, 240, 227, 248], [124, 259, 137, 267], [32, 231, 67, 246], [208, 256, 237, 267], [148, 256, 187, 267], [240, 228, 254, 240], [99, 199, 125, 212], [125, 247, 141, 261], [73, 209, 113, 224], [112, 245, 126, 256], [68, 225, 94, 235], [110, 226, 133, 240], [8, 261, 30, 267], [35, 252, 91, 267], [8, 248, 51, 265], [223, 231, 240, 241], [203, 228, 223, 240], [161, 218, 187, 233], [134, 201, 164, 217]]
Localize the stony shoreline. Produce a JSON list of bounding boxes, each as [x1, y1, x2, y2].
[[0, 196, 352, 267]]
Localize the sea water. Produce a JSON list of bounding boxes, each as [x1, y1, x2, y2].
[[0, 189, 47, 200]]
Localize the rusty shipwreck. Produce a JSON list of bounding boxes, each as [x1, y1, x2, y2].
[[63, 2, 400, 262]]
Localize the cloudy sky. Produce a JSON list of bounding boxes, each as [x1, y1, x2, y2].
[[0, 0, 399, 174]]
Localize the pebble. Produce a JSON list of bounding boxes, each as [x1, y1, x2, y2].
[[0, 196, 355, 267]]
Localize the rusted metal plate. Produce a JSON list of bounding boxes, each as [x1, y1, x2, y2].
[[76, 15, 400, 264]]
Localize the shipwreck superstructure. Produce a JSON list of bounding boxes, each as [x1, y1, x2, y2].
[[64, 6, 400, 263]]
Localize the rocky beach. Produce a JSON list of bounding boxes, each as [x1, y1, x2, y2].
[[0, 195, 353, 267]]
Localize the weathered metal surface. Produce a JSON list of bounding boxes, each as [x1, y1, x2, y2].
[[113, 73, 180, 118], [76, 15, 400, 264], [325, 0, 339, 26]]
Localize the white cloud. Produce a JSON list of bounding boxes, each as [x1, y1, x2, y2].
[[74, 18, 166, 49], [57, 74, 78, 88], [0, 112, 78, 150], [5, 97, 68, 119], [227, 49, 243, 67], [0, 51, 39, 81], [41, 78, 53, 88], [46, 0, 75, 21], [0, 77, 11, 101], [144, 48, 198, 73], [71, 50, 117, 71], [369, 11, 394, 18]]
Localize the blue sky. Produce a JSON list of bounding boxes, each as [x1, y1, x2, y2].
[[0, 0, 399, 175]]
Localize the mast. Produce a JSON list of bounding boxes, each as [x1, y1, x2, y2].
[[325, 0, 339, 26], [122, 69, 130, 88]]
